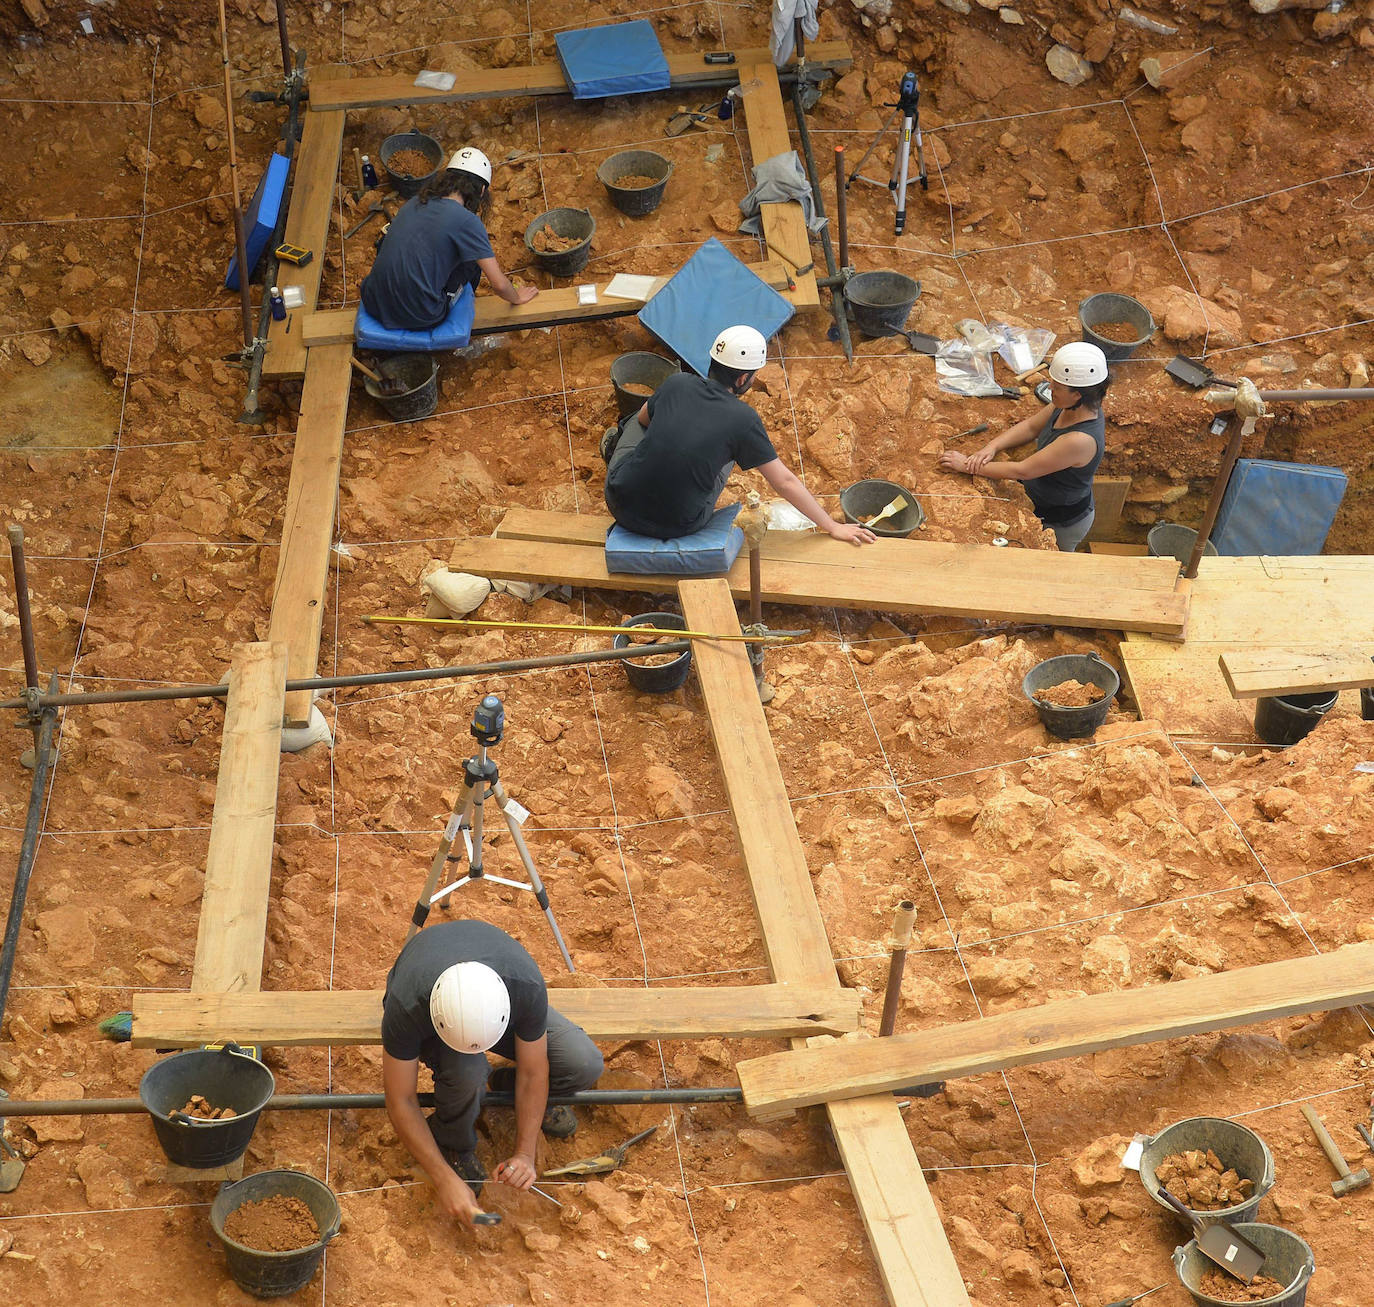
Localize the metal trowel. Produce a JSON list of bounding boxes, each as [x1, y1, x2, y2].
[[543, 1125, 658, 1178], [0, 1123, 24, 1194], [1159, 1189, 1266, 1282]]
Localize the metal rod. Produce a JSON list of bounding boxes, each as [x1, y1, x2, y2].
[[878, 900, 916, 1038], [273, 0, 291, 82], [0, 643, 695, 713], [1184, 414, 1245, 580], [0, 1086, 745, 1118], [364, 614, 799, 643], [0, 677, 59, 1038], [1253, 388, 1374, 403], [6, 525, 39, 700], [834, 145, 850, 272], [217, 0, 255, 348]]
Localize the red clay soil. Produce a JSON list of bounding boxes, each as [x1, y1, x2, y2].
[[223, 1193, 320, 1252], [2, 4, 1374, 1307]]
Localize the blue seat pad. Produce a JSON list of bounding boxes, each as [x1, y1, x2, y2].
[[1212, 459, 1347, 557], [225, 152, 291, 292], [555, 21, 671, 100], [355, 284, 476, 352], [605, 504, 744, 576]]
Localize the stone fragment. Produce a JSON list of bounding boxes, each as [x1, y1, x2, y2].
[[27, 1080, 86, 1142], [20, 0, 47, 26], [193, 96, 226, 130], [1248, 0, 1326, 11], [36, 904, 97, 967], [18, 335, 51, 366], [1046, 44, 1092, 87], [1070, 1134, 1132, 1190], [1140, 49, 1210, 89], [966, 955, 1037, 997], [999, 8, 1023, 23], [1081, 935, 1132, 987], [1083, 22, 1114, 63]]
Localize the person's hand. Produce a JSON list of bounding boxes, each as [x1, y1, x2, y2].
[[494, 1153, 537, 1191], [965, 443, 998, 473], [438, 1171, 483, 1227], [827, 522, 877, 546], [937, 450, 972, 475], [514, 284, 539, 305]]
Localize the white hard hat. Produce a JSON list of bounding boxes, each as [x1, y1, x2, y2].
[[711, 324, 768, 372], [1049, 341, 1109, 389], [429, 961, 510, 1053], [448, 146, 492, 186]]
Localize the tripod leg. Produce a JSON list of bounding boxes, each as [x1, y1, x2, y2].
[[408, 785, 477, 941], [847, 107, 900, 188], [894, 114, 912, 236], [913, 123, 928, 191], [493, 783, 576, 973]]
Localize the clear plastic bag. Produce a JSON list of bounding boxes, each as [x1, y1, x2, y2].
[[993, 324, 1056, 374], [766, 499, 816, 531], [934, 339, 1002, 397]]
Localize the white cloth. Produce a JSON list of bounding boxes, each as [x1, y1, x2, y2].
[[770, 0, 819, 66]]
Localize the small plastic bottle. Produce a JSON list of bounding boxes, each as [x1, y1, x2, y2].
[[269, 286, 286, 322], [360, 154, 379, 188]]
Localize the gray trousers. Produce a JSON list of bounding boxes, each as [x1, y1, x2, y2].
[[604, 411, 733, 522], [1050, 507, 1095, 553], [422, 1006, 603, 1152]]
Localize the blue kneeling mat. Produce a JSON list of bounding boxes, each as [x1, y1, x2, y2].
[[225, 152, 291, 291], [605, 504, 744, 576], [555, 20, 671, 99], [1211, 459, 1347, 556], [354, 284, 476, 352], [638, 238, 794, 378]]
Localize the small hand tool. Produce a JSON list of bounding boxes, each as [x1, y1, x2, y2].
[[1301, 1102, 1373, 1197], [947, 422, 990, 443], [350, 355, 407, 396], [344, 201, 387, 239], [542, 1125, 657, 1178], [1159, 1189, 1266, 1282], [472, 1211, 502, 1226], [863, 495, 909, 529], [274, 242, 312, 267], [762, 235, 814, 279], [1101, 1289, 1162, 1307], [1356, 1121, 1374, 1157]]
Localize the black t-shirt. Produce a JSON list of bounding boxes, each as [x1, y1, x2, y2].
[[380, 920, 548, 1060], [360, 195, 495, 331], [1024, 407, 1105, 525], [605, 373, 777, 539]]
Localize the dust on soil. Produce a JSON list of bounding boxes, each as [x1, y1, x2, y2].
[[222, 1193, 320, 1251], [2, 3, 1374, 1307], [1033, 678, 1105, 708]]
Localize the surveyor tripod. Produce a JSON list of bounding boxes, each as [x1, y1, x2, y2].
[[407, 694, 575, 971], [846, 70, 929, 236]]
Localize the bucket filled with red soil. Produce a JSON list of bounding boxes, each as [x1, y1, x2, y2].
[[1172, 1222, 1314, 1307], [380, 129, 443, 198], [138, 1044, 275, 1169], [596, 149, 673, 216], [1022, 652, 1119, 738], [1078, 291, 1155, 361], [211, 1169, 342, 1298]]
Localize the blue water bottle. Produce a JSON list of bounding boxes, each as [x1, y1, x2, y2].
[[269, 286, 286, 322], [361, 154, 379, 188]]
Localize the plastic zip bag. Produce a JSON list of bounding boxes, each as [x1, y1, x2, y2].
[[934, 339, 1002, 397], [993, 323, 1056, 374]]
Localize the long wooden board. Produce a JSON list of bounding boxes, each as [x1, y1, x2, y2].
[[1084, 475, 1131, 542], [263, 106, 345, 379], [1220, 649, 1374, 698], [266, 343, 352, 726], [450, 535, 1191, 634], [679, 579, 836, 987], [308, 44, 853, 113], [190, 643, 288, 994], [131, 982, 861, 1047], [737, 940, 1374, 1116]]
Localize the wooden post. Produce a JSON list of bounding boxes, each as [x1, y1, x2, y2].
[[878, 901, 916, 1037], [1184, 413, 1244, 579]]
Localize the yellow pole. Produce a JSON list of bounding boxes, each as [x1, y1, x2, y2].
[[362, 615, 800, 644]]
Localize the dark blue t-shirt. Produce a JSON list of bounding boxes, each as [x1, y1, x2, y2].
[[1024, 407, 1105, 525], [361, 195, 494, 330]]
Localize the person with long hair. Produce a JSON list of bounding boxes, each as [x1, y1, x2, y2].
[[361, 146, 536, 332], [937, 341, 1111, 552]]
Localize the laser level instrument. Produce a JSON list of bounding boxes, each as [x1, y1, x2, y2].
[[274, 242, 312, 267], [846, 70, 929, 236], [406, 695, 574, 971]]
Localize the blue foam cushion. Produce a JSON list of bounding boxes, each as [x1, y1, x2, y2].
[[1211, 458, 1347, 556], [638, 238, 794, 377], [354, 284, 476, 352], [605, 504, 744, 575], [226, 152, 291, 292], [555, 20, 671, 99]]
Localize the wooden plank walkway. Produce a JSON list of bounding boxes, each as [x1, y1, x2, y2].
[[191, 643, 287, 994], [450, 533, 1190, 635], [1220, 648, 1374, 698], [737, 940, 1374, 1117], [308, 44, 853, 113], [131, 982, 861, 1047]]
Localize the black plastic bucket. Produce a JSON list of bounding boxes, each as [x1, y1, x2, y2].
[[210, 1169, 342, 1299], [596, 150, 673, 217], [610, 352, 677, 420], [379, 130, 443, 198], [1078, 291, 1155, 361], [1139, 1116, 1276, 1227], [846, 271, 921, 338], [139, 1044, 275, 1169], [1253, 690, 1338, 746], [614, 613, 692, 694], [1173, 1222, 1314, 1307], [1148, 523, 1218, 568], [838, 479, 924, 538], [525, 208, 596, 277], [1022, 652, 1119, 739], [364, 352, 440, 422], [1361, 656, 1374, 721]]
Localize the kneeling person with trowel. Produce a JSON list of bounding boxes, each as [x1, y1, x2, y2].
[[381, 919, 603, 1227], [602, 325, 876, 546]]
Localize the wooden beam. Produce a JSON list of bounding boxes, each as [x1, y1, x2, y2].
[[191, 642, 288, 994], [308, 44, 854, 113], [130, 982, 862, 1048], [678, 579, 836, 987], [263, 106, 345, 380], [1220, 648, 1374, 698], [448, 535, 1190, 635], [737, 941, 1374, 1117], [1084, 475, 1131, 542], [266, 343, 352, 726]]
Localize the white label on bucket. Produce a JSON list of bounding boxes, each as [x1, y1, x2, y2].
[[505, 799, 530, 826], [1120, 1134, 1147, 1171]]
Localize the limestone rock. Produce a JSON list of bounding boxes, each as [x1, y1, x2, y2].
[[1081, 935, 1132, 987], [1249, 0, 1325, 12], [803, 411, 857, 480], [75, 1144, 136, 1208], [642, 765, 698, 820], [1046, 44, 1092, 87], [1140, 49, 1210, 90], [1070, 1134, 1132, 1190], [1055, 121, 1114, 166], [583, 1179, 638, 1231], [19, 0, 47, 27], [92, 309, 159, 374], [18, 335, 51, 366], [973, 784, 1052, 851], [27, 1080, 86, 1142], [36, 904, 97, 967], [999, 9, 1024, 24], [967, 954, 1037, 997]]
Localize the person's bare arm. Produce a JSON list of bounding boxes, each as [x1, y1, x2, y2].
[[494, 1034, 548, 1192], [476, 255, 538, 306], [941, 429, 1098, 482], [382, 1051, 481, 1226], [953, 406, 1057, 474], [758, 459, 876, 545]]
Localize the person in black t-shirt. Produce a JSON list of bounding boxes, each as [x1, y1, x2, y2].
[[380, 920, 602, 1227], [602, 325, 877, 545], [361, 146, 537, 332]]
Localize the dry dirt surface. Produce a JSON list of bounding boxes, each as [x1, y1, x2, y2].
[[2, 2, 1374, 1307]]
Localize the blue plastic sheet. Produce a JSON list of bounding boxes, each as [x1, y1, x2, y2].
[[555, 21, 670, 100], [605, 504, 744, 574], [225, 152, 290, 292], [1211, 459, 1347, 556], [354, 284, 476, 352], [637, 238, 794, 378]]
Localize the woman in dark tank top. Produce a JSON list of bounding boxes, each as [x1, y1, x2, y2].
[[937, 342, 1111, 552]]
